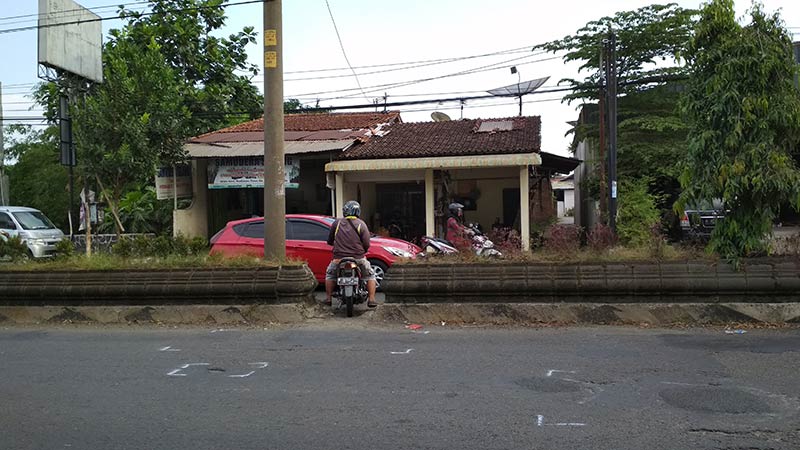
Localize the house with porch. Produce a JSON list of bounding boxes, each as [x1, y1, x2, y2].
[[325, 116, 580, 251], [173, 111, 401, 238]]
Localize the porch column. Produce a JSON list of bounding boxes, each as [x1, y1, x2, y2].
[[424, 169, 435, 237], [520, 165, 530, 251], [335, 172, 344, 218]]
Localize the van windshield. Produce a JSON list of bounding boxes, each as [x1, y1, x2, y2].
[[12, 211, 56, 230]]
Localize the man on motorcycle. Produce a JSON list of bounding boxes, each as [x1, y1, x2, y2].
[[445, 202, 472, 250], [324, 200, 378, 308]]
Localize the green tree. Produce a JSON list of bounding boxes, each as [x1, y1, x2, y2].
[[536, 4, 697, 222], [71, 35, 189, 234], [119, 0, 262, 134], [5, 126, 70, 231], [678, 0, 800, 260]]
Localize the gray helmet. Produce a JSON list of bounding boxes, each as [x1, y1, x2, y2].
[[343, 200, 361, 217], [448, 202, 464, 217]]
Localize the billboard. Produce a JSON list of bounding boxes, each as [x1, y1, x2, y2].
[[38, 0, 103, 82]]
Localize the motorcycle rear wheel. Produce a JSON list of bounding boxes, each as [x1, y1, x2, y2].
[[345, 295, 354, 317]]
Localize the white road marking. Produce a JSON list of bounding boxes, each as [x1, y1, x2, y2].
[[250, 362, 269, 369], [166, 363, 209, 377], [159, 346, 181, 352], [536, 415, 586, 427], [229, 371, 255, 378], [546, 369, 576, 377], [390, 349, 414, 355]]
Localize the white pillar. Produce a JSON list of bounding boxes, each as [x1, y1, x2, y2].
[[334, 173, 344, 218], [520, 165, 530, 251], [425, 169, 435, 237]]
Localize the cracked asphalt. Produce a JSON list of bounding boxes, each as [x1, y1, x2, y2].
[[1, 324, 798, 450]]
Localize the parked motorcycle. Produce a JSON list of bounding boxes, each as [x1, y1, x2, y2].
[[332, 257, 369, 317], [419, 223, 502, 258]]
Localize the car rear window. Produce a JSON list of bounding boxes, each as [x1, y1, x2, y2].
[[290, 220, 329, 241]]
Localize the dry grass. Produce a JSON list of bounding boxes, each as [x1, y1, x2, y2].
[[0, 253, 296, 271], [404, 244, 718, 265]]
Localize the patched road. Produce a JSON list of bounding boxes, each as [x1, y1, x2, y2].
[[1, 324, 798, 450]]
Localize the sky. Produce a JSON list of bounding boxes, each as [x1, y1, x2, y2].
[[2, 0, 800, 158]]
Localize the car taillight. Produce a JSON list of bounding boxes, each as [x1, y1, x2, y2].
[[680, 213, 690, 228]]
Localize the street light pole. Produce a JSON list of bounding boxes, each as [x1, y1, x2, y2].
[[263, 0, 286, 260]]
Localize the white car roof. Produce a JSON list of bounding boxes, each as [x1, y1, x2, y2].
[[0, 206, 41, 213]]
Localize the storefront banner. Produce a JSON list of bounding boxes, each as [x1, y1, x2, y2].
[[207, 157, 300, 189], [155, 165, 193, 200]]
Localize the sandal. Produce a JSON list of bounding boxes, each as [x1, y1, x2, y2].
[[322, 299, 332, 306], [367, 300, 378, 308]]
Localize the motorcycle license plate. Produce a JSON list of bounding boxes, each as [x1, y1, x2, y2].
[[337, 277, 359, 286]]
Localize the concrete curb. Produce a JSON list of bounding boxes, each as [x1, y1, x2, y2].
[[383, 260, 800, 303], [0, 265, 318, 305]]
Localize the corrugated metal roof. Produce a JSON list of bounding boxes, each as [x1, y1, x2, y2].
[[186, 140, 355, 158]]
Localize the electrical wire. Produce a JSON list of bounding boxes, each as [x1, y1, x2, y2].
[[0, 0, 263, 35], [323, 0, 369, 101], [0, 1, 150, 23]]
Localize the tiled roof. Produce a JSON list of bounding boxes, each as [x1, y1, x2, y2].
[[337, 116, 541, 160], [192, 111, 402, 142]]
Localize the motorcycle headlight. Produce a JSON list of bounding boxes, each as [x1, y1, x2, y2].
[[482, 240, 494, 249], [383, 246, 413, 258]]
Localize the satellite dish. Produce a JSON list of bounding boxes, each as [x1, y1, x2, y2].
[[487, 76, 550, 97], [431, 112, 451, 122]]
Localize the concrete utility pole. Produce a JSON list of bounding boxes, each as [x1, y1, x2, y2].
[[263, 0, 286, 259], [0, 81, 8, 206], [605, 33, 619, 233]]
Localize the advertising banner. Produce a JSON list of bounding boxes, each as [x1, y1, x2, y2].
[[207, 157, 300, 189], [155, 165, 193, 200]]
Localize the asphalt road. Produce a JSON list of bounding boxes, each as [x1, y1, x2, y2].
[[1, 323, 798, 450]]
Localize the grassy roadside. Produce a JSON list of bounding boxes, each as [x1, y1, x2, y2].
[[0, 254, 301, 271]]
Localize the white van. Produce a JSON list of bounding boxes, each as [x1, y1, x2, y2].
[[0, 206, 65, 258]]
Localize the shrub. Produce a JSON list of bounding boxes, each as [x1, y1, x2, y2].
[[543, 224, 582, 256], [111, 234, 209, 258], [487, 226, 522, 255], [0, 234, 28, 261], [586, 223, 618, 253], [617, 179, 661, 247], [648, 223, 667, 260], [54, 238, 76, 259]]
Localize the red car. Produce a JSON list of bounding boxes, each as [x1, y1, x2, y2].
[[209, 214, 421, 285]]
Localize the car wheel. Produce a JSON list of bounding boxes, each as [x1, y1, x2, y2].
[[368, 259, 389, 291]]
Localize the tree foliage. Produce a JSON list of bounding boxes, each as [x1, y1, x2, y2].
[[5, 126, 70, 231], [537, 4, 697, 228], [678, 0, 800, 260], [119, 0, 262, 134], [536, 3, 697, 102], [71, 35, 189, 233]]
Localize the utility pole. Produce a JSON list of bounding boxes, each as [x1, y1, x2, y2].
[[606, 32, 618, 232], [263, 0, 286, 260], [597, 47, 607, 222], [59, 95, 76, 234], [0, 81, 8, 207]]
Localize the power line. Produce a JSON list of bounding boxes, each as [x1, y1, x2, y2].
[[278, 45, 536, 75], [0, 1, 149, 23], [284, 53, 561, 100], [0, 0, 263, 35], [324, 0, 369, 101]]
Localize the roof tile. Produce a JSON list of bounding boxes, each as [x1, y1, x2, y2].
[[338, 116, 541, 160], [192, 111, 402, 142]]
